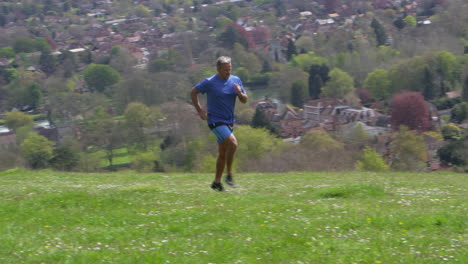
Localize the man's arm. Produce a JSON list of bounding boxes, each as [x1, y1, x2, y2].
[[191, 87, 207, 120], [234, 84, 248, 104]]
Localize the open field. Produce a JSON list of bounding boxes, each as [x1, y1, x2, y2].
[[0, 169, 466, 263]]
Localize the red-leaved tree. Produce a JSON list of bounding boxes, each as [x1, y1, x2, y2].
[[251, 25, 271, 45], [390, 92, 431, 131]]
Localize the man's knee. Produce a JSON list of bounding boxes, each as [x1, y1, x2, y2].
[[227, 135, 238, 150]]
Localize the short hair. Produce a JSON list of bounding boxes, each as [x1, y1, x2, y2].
[[216, 56, 231, 68]]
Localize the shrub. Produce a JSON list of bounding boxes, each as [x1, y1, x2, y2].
[[20, 133, 54, 169], [132, 152, 156, 172], [440, 124, 462, 140], [355, 146, 389, 172]]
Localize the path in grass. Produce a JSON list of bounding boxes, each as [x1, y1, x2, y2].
[[0, 169, 466, 263]]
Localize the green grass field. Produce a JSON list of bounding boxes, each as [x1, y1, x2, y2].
[[0, 169, 466, 264]]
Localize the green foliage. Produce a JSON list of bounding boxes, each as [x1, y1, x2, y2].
[[433, 50, 460, 87], [403, 15, 417, 28], [309, 74, 323, 99], [215, 16, 233, 29], [132, 152, 156, 172], [462, 75, 468, 102], [371, 18, 388, 46], [390, 126, 428, 172], [20, 132, 54, 169], [268, 65, 308, 102], [13, 37, 50, 53], [50, 144, 80, 171], [3, 68, 19, 83], [183, 140, 203, 172], [290, 52, 328, 72], [0, 46, 15, 58], [440, 124, 462, 141], [438, 136, 468, 167], [364, 69, 391, 99], [286, 38, 297, 61], [199, 154, 217, 173], [301, 130, 343, 152], [4, 111, 33, 132], [39, 50, 57, 76], [135, 4, 150, 17], [430, 97, 461, 110], [356, 146, 389, 172], [322, 68, 355, 98], [451, 102, 468, 123], [25, 82, 42, 109], [123, 102, 162, 151], [422, 67, 435, 100], [76, 152, 102, 172], [290, 80, 306, 108], [149, 58, 172, 73], [235, 125, 282, 161], [83, 64, 121, 93]]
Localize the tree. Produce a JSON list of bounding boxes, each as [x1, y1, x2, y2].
[[371, 18, 387, 46], [39, 49, 57, 76], [50, 143, 80, 171], [321, 68, 355, 98], [83, 64, 120, 93], [0, 46, 15, 58], [5, 111, 33, 132], [291, 52, 328, 72], [390, 126, 427, 171], [441, 124, 462, 141], [309, 74, 323, 99], [438, 136, 468, 167], [268, 65, 309, 103], [234, 125, 283, 166], [463, 76, 468, 102], [301, 130, 343, 152], [286, 38, 297, 61], [21, 132, 54, 169], [218, 23, 255, 50], [364, 69, 391, 99], [391, 92, 431, 131], [356, 146, 389, 172], [13, 37, 37, 53], [451, 102, 468, 123], [135, 4, 150, 17], [81, 106, 124, 168], [25, 82, 42, 109], [124, 102, 155, 151], [422, 67, 435, 100], [308, 64, 330, 83], [291, 80, 306, 108], [308, 63, 329, 99], [251, 108, 277, 134], [403, 15, 417, 28]]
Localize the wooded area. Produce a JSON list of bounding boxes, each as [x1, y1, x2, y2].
[[0, 0, 467, 172]]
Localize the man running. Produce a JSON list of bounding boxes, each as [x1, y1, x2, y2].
[[191, 56, 248, 191]]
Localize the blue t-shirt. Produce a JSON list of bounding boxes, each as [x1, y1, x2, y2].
[[195, 74, 245, 125]]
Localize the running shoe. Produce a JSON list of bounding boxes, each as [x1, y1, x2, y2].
[[224, 174, 238, 187], [211, 182, 225, 192]]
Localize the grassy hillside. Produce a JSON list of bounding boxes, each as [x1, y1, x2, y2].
[[0, 169, 466, 263]]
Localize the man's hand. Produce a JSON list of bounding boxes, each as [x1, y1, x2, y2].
[[234, 84, 242, 94], [191, 87, 208, 120], [234, 84, 248, 104], [197, 109, 208, 120]]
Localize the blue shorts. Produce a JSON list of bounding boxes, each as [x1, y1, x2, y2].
[[209, 124, 233, 143]]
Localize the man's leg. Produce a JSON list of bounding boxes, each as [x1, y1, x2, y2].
[[225, 134, 238, 176], [214, 141, 228, 184]]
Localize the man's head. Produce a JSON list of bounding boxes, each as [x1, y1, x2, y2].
[[216, 56, 232, 80]]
